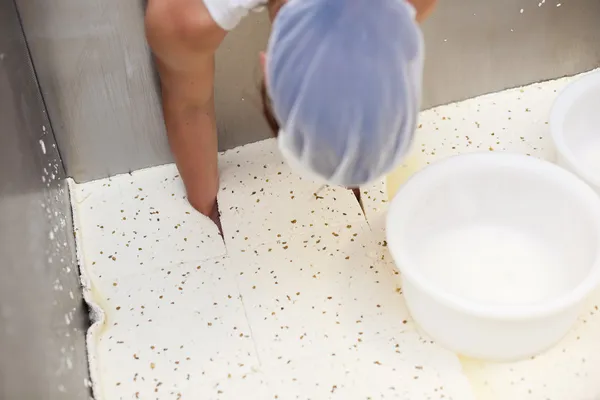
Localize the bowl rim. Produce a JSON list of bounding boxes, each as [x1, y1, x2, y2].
[[550, 70, 600, 188], [386, 152, 600, 320]]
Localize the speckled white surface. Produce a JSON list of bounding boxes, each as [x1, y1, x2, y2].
[[462, 288, 600, 400], [71, 71, 600, 400], [71, 164, 226, 286], [72, 143, 473, 399], [360, 178, 389, 245], [217, 139, 366, 253]]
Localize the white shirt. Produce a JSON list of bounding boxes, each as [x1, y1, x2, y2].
[[203, 0, 269, 30]]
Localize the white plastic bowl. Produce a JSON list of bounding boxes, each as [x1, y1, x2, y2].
[[550, 70, 600, 194], [386, 153, 600, 361]]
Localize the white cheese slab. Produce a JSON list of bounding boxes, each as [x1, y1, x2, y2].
[[218, 139, 366, 253], [72, 164, 226, 283]]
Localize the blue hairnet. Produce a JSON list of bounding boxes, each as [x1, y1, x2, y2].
[[266, 0, 424, 186]]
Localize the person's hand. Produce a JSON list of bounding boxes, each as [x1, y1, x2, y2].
[[408, 0, 438, 22]]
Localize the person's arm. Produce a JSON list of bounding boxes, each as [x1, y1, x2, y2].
[[408, 0, 437, 22], [145, 0, 227, 217]]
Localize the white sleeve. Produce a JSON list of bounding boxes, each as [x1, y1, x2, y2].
[[203, 0, 268, 31]]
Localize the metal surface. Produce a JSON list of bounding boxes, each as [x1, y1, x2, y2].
[[17, 0, 600, 182], [421, 0, 600, 108], [15, 0, 172, 183], [0, 2, 91, 399], [215, 13, 273, 152]]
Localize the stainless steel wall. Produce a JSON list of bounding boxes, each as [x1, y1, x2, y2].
[[16, 0, 600, 183], [0, 2, 91, 399], [422, 0, 600, 107], [15, 0, 171, 183]]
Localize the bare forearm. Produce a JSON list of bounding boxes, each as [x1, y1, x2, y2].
[[149, 30, 223, 217], [161, 87, 219, 215], [146, 0, 227, 217]]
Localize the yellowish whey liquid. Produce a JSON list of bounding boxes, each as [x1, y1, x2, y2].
[[385, 151, 424, 200]]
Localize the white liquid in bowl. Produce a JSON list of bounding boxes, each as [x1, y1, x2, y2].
[[417, 225, 573, 306]]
